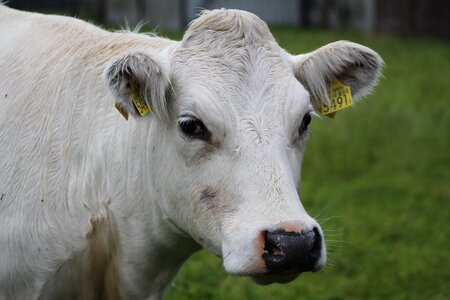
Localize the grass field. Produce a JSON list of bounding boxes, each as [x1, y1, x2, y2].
[[162, 28, 450, 299]]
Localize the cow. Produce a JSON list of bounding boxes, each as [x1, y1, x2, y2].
[[0, 5, 383, 300]]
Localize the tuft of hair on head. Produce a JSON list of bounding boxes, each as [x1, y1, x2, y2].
[[182, 8, 276, 48], [116, 20, 159, 38]]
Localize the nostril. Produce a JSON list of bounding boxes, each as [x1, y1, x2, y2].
[[263, 231, 284, 256], [264, 243, 283, 256], [309, 227, 322, 269], [312, 227, 322, 251]]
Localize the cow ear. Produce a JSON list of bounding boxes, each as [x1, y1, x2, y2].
[[104, 50, 171, 122], [292, 41, 383, 112]]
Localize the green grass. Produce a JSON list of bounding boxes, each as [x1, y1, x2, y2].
[[164, 29, 450, 299]]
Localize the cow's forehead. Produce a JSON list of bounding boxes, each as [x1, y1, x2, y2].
[[170, 47, 307, 122], [171, 43, 292, 94]]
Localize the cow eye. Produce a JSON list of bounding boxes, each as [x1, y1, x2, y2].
[[299, 113, 312, 134], [178, 116, 210, 141]]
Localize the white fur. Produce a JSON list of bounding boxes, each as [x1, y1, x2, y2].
[[0, 6, 382, 300]]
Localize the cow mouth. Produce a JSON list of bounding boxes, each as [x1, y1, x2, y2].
[[250, 272, 300, 285]]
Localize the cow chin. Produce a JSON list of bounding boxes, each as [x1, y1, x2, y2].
[[222, 253, 301, 285], [251, 272, 300, 285]]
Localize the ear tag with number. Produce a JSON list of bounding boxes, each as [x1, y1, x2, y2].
[[320, 79, 353, 118], [130, 78, 151, 117]]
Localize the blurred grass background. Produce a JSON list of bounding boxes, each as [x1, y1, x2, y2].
[[162, 28, 450, 299]]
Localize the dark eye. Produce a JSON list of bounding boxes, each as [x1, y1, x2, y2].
[[178, 116, 210, 141], [299, 113, 312, 134]]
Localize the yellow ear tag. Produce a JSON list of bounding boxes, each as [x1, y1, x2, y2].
[[320, 79, 353, 118], [130, 78, 150, 117], [115, 102, 129, 120]]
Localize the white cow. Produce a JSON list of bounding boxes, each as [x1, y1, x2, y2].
[[0, 5, 383, 300]]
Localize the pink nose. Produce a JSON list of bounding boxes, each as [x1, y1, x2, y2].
[[261, 225, 322, 274]]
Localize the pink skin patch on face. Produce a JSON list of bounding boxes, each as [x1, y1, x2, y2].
[[272, 221, 304, 234], [252, 230, 269, 273]]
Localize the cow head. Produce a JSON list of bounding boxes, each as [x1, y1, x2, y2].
[[104, 10, 382, 284]]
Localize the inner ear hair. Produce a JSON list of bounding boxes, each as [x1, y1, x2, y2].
[[104, 50, 171, 122]]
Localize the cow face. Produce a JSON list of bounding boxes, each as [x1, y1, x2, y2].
[[105, 10, 382, 284]]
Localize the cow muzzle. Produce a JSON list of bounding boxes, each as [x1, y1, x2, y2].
[[252, 224, 324, 285]]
